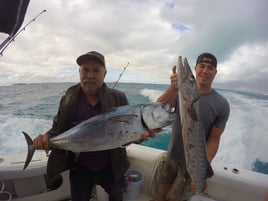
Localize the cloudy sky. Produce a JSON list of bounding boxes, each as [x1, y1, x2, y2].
[[0, 0, 267, 94]]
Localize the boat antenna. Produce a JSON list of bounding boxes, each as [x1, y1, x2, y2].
[[0, 9, 47, 56], [112, 62, 129, 89]]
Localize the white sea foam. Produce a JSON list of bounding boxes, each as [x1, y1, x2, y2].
[[140, 88, 163, 102], [213, 91, 268, 170], [0, 114, 51, 155]]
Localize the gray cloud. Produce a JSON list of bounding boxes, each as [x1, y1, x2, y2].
[[0, 0, 267, 94]]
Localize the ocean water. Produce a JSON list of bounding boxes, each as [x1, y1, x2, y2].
[[0, 82, 267, 175]]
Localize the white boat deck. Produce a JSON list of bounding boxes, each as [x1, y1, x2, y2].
[[1, 144, 268, 201]]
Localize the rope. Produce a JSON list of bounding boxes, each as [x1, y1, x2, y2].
[[0, 181, 12, 201]]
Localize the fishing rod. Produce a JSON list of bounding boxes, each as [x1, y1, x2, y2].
[[0, 9, 47, 56], [112, 62, 129, 89]]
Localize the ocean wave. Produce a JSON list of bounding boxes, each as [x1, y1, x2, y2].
[[0, 83, 267, 174]]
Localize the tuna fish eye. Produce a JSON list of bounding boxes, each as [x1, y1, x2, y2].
[[162, 103, 169, 111]]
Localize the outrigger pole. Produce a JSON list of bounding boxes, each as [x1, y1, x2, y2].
[[0, 9, 47, 56], [112, 62, 130, 89]]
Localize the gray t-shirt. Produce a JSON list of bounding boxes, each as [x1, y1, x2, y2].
[[168, 89, 230, 163]]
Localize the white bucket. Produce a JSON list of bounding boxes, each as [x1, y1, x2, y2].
[[123, 169, 144, 200]]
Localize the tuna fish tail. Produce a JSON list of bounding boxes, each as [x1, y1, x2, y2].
[[22, 131, 35, 169]]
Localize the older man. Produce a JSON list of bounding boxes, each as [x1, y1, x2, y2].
[[33, 51, 146, 201]]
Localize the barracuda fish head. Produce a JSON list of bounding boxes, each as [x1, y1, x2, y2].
[[141, 102, 176, 129], [178, 56, 200, 103]]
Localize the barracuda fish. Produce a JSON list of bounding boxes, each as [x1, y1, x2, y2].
[[177, 56, 214, 193], [22, 102, 176, 169]]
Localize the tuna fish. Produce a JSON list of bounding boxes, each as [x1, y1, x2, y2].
[[22, 102, 176, 169], [177, 56, 214, 193]]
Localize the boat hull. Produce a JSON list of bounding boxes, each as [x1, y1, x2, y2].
[[0, 145, 268, 201]]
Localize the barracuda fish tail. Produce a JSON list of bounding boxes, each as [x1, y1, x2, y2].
[[177, 56, 214, 193]]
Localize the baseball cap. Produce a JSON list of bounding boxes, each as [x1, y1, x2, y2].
[[76, 51, 106, 68], [196, 53, 217, 68]]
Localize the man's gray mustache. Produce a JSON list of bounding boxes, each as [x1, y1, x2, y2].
[[82, 79, 97, 84]]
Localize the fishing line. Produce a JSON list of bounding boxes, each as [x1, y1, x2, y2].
[[112, 62, 129, 89], [0, 9, 47, 56]]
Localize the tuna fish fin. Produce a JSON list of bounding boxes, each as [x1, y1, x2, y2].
[[206, 161, 214, 178], [22, 131, 35, 170], [121, 141, 134, 147]]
